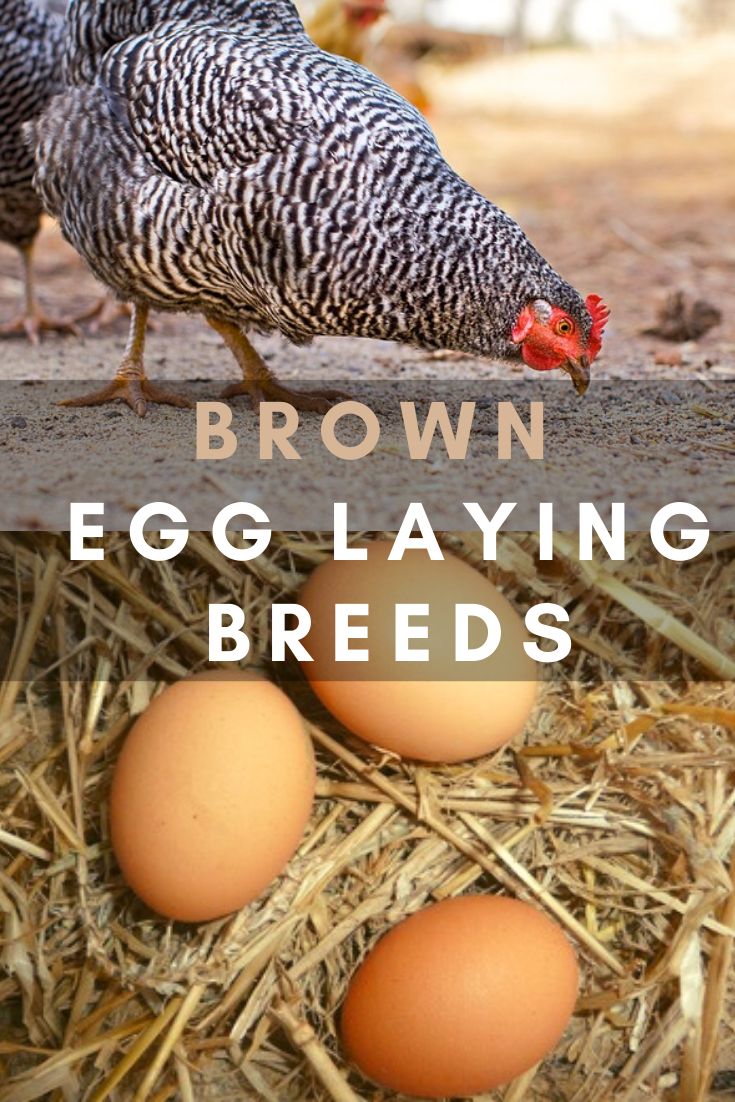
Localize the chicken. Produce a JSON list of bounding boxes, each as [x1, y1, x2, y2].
[[0, 0, 80, 342], [30, 0, 608, 416], [306, 0, 387, 65]]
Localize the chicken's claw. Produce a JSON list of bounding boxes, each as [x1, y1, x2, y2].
[[0, 309, 81, 345], [60, 376, 192, 418]]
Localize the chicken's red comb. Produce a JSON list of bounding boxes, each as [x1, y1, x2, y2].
[[586, 294, 610, 360]]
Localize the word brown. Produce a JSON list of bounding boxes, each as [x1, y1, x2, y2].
[[195, 400, 545, 462]]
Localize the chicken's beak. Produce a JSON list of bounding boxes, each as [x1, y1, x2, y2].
[[562, 355, 591, 396]]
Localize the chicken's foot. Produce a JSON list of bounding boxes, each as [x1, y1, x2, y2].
[[60, 304, 192, 418], [0, 243, 82, 344], [206, 315, 349, 413]]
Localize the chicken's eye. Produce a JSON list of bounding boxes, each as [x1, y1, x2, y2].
[[555, 318, 574, 336]]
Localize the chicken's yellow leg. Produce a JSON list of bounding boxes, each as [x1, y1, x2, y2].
[[0, 242, 81, 344], [60, 304, 192, 418], [206, 315, 348, 413]]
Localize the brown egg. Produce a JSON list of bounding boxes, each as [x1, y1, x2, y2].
[[299, 540, 537, 762], [341, 896, 579, 1098], [110, 673, 315, 922]]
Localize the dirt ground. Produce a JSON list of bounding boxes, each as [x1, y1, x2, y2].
[[1, 35, 734, 529]]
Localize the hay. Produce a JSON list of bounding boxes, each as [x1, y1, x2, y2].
[[0, 531, 733, 1101]]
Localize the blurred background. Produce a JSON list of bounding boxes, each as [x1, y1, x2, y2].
[[300, 0, 735, 46], [361, 0, 734, 42]]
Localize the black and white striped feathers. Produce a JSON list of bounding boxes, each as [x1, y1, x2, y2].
[[0, 0, 63, 250], [32, 0, 592, 359], [62, 1, 305, 83]]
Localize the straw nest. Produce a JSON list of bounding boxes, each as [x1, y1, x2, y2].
[[0, 530, 734, 1102]]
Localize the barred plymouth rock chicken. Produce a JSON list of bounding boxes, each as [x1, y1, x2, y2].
[[30, 0, 609, 415], [0, 0, 79, 342]]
